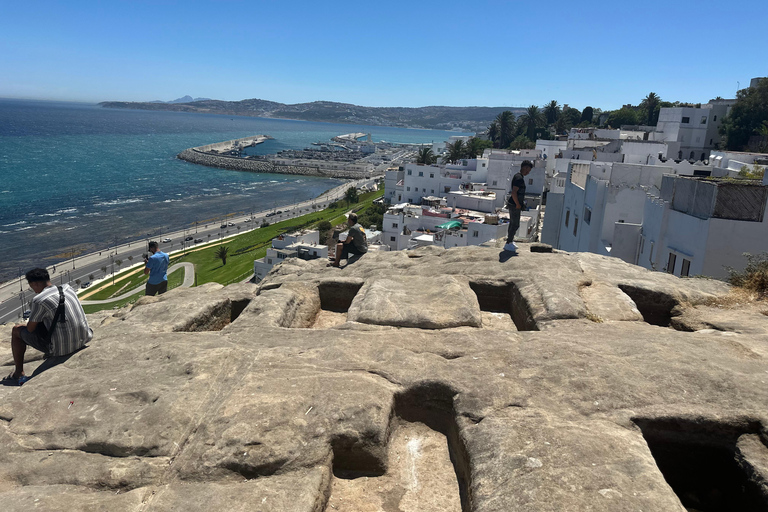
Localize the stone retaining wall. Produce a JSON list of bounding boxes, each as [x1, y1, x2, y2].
[[177, 149, 367, 179]]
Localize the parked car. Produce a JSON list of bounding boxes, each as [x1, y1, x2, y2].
[[266, 212, 276, 217], [161, 237, 172, 243], [185, 236, 194, 241], [227, 222, 235, 226], [81, 281, 91, 289], [194, 238, 203, 243], [244, 218, 252, 223], [276, 210, 283, 214], [220, 224, 227, 229]]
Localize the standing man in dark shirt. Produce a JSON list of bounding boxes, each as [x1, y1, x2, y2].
[[504, 160, 533, 253]]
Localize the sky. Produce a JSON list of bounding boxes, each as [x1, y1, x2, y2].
[[1, 0, 767, 111]]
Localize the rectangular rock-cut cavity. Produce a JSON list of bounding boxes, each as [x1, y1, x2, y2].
[[326, 382, 468, 512], [635, 417, 768, 512], [312, 281, 363, 329], [181, 298, 252, 332], [618, 285, 678, 327], [469, 280, 537, 331]]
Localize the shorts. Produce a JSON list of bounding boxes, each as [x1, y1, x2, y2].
[[18, 326, 51, 355], [146, 280, 168, 296], [340, 244, 366, 260]]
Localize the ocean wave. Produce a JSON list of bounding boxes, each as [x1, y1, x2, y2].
[[15, 226, 33, 231], [3, 220, 26, 227], [94, 198, 143, 207], [56, 207, 78, 214], [163, 199, 182, 203]]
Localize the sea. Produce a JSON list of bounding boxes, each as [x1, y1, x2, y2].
[[0, 98, 469, 282]]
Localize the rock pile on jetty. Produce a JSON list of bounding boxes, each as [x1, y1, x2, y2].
[[178, 148, 369, 179], [1, 246, 767, 511]]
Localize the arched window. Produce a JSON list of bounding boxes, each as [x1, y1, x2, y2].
[[701, 152, 706, 161], [689, 151, 695, 160], [678, 150, 683, 159]]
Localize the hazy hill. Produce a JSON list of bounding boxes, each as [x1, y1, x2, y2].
[[99, 97, 525, 131]]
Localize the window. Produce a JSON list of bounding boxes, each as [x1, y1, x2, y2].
[[422, 188, 426, 192], [267, 259, 272, 264], [418, 171, 423, 177], [710, 139, 713, 145], [407, 170, 412, 175], [565, 209, 570, 227], [681, 258, 691, 277], [444, 186, 451, 193], [681, 116, 690, 124], [407, 186, 411, 191], [392, 223, 398, 228], [713, 115, 717, 122], [482, 163, 486, 167], [431, 189, 435, 194], [528, 179, 533, 185], [429, 173, 434, 178], [584, 207, 592, 224], [639, 236, 645, 255], [573, 216, 579, 236], [690, 151, 695, 159], [472, 230, 479, 238], [667, 253, 676, 274], [390, 236, 396, 242], [492, 180, 497, 185], [700, 116, 707, 124]]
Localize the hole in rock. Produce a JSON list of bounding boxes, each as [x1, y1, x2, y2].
[[635, 417, 767, 512], [469, 281, 537, 331], [325, 382, 470, 512], [618, 285, 678, 327], [179, 298, 251, 332], [312, 281, 363, 329]]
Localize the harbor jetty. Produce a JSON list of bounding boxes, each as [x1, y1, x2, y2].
[[177, 134, 386, 179]]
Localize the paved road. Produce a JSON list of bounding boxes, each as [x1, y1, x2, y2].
[[80, 263, 195, 305], [0, 177, 381, 323]]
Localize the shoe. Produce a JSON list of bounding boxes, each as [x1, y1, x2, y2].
[[503, 242, 518, 253]]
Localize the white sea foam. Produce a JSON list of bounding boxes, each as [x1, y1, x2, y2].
[[15, 226, 33, 231], [94, 198, 143, 207], [3, 221, 26, 227]]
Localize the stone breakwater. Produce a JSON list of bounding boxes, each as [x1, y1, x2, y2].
[[177, 148, 368, 179]]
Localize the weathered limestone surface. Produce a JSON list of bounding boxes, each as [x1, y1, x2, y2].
[[1, 246, 766, 511]]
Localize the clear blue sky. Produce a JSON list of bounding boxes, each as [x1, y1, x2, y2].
[[2, 0, 766, 110]]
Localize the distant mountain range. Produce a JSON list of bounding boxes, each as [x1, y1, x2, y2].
[[150, 95, 212, 104], [98, 97, 526, 131]]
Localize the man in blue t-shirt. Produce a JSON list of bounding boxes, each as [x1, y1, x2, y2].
[[504, 160, 533, 253], [143, 241, 169, 296]]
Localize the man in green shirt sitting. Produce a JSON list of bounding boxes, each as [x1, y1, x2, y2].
[[332, 213, 368, 267]]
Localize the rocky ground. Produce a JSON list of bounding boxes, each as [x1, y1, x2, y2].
[[1, 245, 767, 511]]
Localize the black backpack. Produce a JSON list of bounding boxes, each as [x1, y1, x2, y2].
[[44, 286, 66, 347]]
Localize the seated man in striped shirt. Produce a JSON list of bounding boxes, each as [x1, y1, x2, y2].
[[6, 268, 92, 383]]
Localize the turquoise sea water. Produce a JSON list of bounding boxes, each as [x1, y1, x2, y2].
[[0, 98, 469, 281]]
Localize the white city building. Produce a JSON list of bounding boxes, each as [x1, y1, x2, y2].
[[633, 173, 768, 279], [253, 230, 327, 282]]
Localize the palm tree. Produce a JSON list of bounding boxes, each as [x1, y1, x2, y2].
[[487, 121, 499, 147], [416, 147, 437, 165], [465, 137, 489, 158], [544, 100, 560, 125], [518, 105, 545, 141], [215, 245, 229, 266], [494, 111, 515, 149], [640, 92, 661, 125], [442, 140, 466, 164]]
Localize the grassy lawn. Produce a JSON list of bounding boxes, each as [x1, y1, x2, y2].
[[81, 189, 384, 303], [82, 267, 185, 314]]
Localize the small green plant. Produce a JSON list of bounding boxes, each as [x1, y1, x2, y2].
[[726, 252, 768, 298], [215, 245, 230, 266]]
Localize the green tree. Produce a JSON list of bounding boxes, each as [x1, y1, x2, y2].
[[639, 92, 661, 125], [721, 79, 768, 151], [562, 106, 582, 128], [509, 135, 535, 150], [416, 147, 437, 165], [442, 139, 466, 163], [544, 100, 560, 125], [465, 137, 492, 158], [518, 105, 545, 140], [215, 245, 229, 266], [345, 187, 359, 203], [607, 107, 640, 127], [493, 111, 515, 149], [487, 121, 499, 147], [580, 106, 594, 124]]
